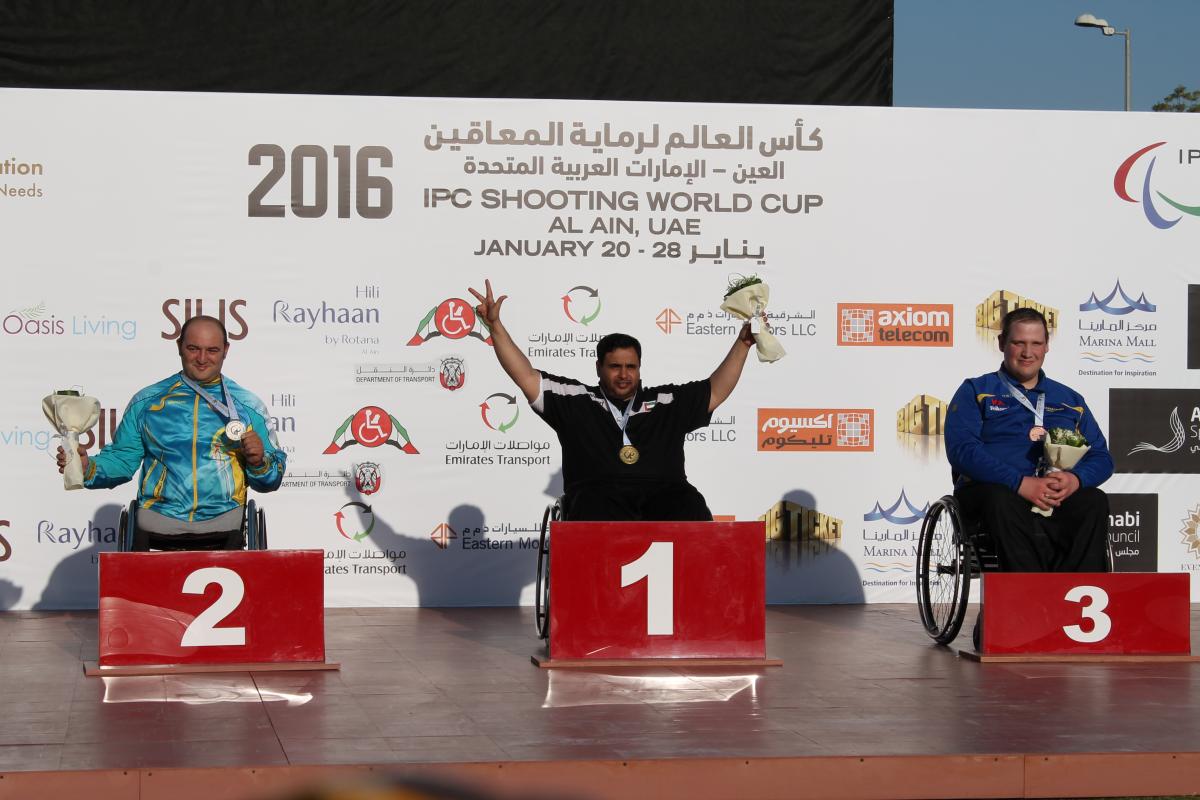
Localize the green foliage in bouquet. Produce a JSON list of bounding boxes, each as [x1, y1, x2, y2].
[[1048, 427, 1087, 447], [724, 274, 763, 298]]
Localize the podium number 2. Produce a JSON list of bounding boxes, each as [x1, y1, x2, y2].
[[620, 542, 674, 636], [180, 567, 247, 647], [1062, 585, 1111, 643]]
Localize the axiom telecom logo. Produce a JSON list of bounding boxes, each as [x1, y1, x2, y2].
[[562, 286, 601, 325], [408, 298, 493, 346], [324, 406, 419, 454], [864, 489, 929, 525], [480, 393, 520, 433], [757, 408, 874, 452], [837, 303, 953, 347], [1114, 142, 1200, 230], [656, 308, 682, 334], [430, 523, 457, 550], [334, 502, 374, 542]]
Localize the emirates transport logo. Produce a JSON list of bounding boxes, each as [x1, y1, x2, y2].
[[480, 393, 520, 433], [1115, 142, 1200, 230], [324, 406, 419, 454], [334, 502, 374, 541], [562, 286, 602, 325], [757, 408, 874, 452], [837, 304, 953, 347], [408, 298, 493, 346]]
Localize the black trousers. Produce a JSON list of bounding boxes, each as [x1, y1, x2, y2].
[[131, 527, 245, 552], [955, 482, 1109, 572], [565, 480, 713, 522]]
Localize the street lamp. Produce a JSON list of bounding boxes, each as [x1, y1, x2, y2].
[[1074, 13, 1131, 111]]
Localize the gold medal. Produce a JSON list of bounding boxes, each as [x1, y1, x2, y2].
[[619, 445, 640, 465], [1029, 426, 1047, 442]]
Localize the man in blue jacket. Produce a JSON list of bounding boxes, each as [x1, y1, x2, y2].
[[945, 308, 1112, 572], [56, 315, 285, 550]]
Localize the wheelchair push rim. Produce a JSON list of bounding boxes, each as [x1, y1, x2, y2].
[[916, 495, 971, 645]]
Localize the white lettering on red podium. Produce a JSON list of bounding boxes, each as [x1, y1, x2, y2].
[[620, 542, 674, 636], [1062, 585, 1112, 643], [180, 567, 247, 647]]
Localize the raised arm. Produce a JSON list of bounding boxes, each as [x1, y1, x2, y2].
[[469, 279, 540, 404], [707, 322, 755, 413]]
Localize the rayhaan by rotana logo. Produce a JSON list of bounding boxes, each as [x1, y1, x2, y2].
[[1115, 142, 1200, 230], [408, 298, 493, 346]]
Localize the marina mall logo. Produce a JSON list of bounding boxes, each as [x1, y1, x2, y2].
[[430, 523, 457, 549], [864, 489, 929, 525], [562, 286, 601, 325], [324, 406, 419, 454], [440, 356, 466, 391], [408, 298, 493, 346], [480, 393, 520, 433], [757, 408, 874, 452], [1079, 281, 1156, 315], [656, 308, 682, 334], [1115, 142, 1200, 230], [334, 501, 374, 542], [836, 303, 953, 347]]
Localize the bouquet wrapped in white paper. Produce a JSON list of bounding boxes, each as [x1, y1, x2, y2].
[[1032, 427, 1089, 517], [720, 276, 786, 363], [43, 390, 100, 490]]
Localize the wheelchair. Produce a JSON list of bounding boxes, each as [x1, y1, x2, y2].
[[116, 499, 268, 552], [534, 496, 563, 639], [915, 493, 1114, 645]]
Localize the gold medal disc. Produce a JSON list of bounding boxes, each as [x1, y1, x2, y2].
[[619, 445, 640, 465]]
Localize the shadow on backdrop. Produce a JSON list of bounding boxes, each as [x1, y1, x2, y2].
[[764, 489, 865, 604], [35, 501, 122, 610]]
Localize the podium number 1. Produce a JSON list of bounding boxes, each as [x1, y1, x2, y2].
[[1062, 585, 1112, 643], [620, 542, 674, 636], [180, 567, 247, 647]]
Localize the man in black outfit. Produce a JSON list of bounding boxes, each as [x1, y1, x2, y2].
[[469, 280, 754, 521]]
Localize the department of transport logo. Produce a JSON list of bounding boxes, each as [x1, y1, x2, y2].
[[354, 462, 382, 496], [439, 356, 466, 391]]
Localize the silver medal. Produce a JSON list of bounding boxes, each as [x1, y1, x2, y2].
[[225, 420, 246, 441]]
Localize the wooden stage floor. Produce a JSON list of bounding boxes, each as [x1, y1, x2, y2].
[[3, 605, 1200, 799]]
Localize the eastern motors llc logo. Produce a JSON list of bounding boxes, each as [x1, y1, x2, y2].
[[1115, 142, 1200, 229]]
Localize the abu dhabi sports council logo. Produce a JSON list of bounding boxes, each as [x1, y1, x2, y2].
[[430, 523, 457, 549], [837, 303, 953, 347], [408, 298, 493, 346], [1110, 389, 1200, 474], [480, 393, 519, 433], [440, 356, 466, 391], [354, 462, 382, 496], [1080, 280, 1156, 315], [757, 408, 874, 452], [334, 502, 374, 541], [1107, 494, 1158, 573], [656, 308, 682, 334], [324, 406, 419, 454], [1127, 407, 1186, 455], [864, 489, 929, 525], [1115, 142, 1200, 230], [562, 286, 601, 326]]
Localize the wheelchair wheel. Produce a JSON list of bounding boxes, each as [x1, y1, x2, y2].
[[534, 498, 562, 640], [916, 495, 972, 645], [245, 499, 268, 550], [117, 500, 137, 552]]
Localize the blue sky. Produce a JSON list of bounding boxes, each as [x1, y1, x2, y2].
[[894, 0, 1199, 111]]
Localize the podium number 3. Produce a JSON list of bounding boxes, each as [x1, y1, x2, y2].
[[620, 542, 674, 636], [180, 567, 247, 647], [1062, 585, 1111, 643]]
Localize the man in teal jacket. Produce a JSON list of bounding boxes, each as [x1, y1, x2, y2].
[[56, 315, 285, 549]]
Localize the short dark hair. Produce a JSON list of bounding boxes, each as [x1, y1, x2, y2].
[[178, 314, 229, 347], [595, 332, 641, 363], [998, 307, 1049, 346]]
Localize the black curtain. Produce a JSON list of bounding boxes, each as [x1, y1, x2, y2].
[[0, 0, 891, 105]]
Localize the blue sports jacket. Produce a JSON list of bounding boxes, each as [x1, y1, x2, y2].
[[83, 372, 286, 521], [944, 366, 1113, 491]]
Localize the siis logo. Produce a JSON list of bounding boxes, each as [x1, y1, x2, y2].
[[430, 523, 457, 549], [480, 393, 520, 433], [408, 298, 493, 346], [439, 356, 466, 391], [354, 462, 382, 496], [656, 308, 681, 334], [864, 489, 929, 525], [1079, 281, 1156, 315], [0, 519, 10, 562], [837, 303, 953, 347], [161, 299, 249, 341], [334, 501, 374, 541], [1114, 142, 1200, 230], [324, 406, 419, 454], [562, 286, 601, 325]]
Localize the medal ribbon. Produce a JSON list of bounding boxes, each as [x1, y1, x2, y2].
[[997, 370, 1044, 428], [179, 373, 241, 425], [603, 393, 635, 447]]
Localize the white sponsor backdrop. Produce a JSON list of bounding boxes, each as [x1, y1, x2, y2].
[[2, 88, 1198, 610]]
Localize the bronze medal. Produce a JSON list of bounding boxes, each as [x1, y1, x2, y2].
[[619, 444, 640, 465], [1029, 426, 1047, 442]]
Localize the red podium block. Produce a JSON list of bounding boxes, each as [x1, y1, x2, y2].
[[89, 550, 335, 675], [542, 521, 774, 666], [980, 572, 1192, 658]]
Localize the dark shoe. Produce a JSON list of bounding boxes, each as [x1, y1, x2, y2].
[[972, 609, 983, 652]]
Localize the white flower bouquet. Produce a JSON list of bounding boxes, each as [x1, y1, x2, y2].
[[720, 275, 786, 363], [1032, 427, 1089, 517]]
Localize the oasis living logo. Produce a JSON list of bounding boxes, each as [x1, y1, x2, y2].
[[1076, 280, 1158, 372], [408, 297, 493, 346], [1114, 142, 1200, 230], [836, 303, 953, 347], [562, 286, 601, 326], [5, 302, 137, 341], [757, 408, 873, 452], [860, 489, 929, 578]]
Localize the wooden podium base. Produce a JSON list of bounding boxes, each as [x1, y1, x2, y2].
[[958, 649, 1200, 664], [83, 660, 341, 677], [532, 654, 782, 669]]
